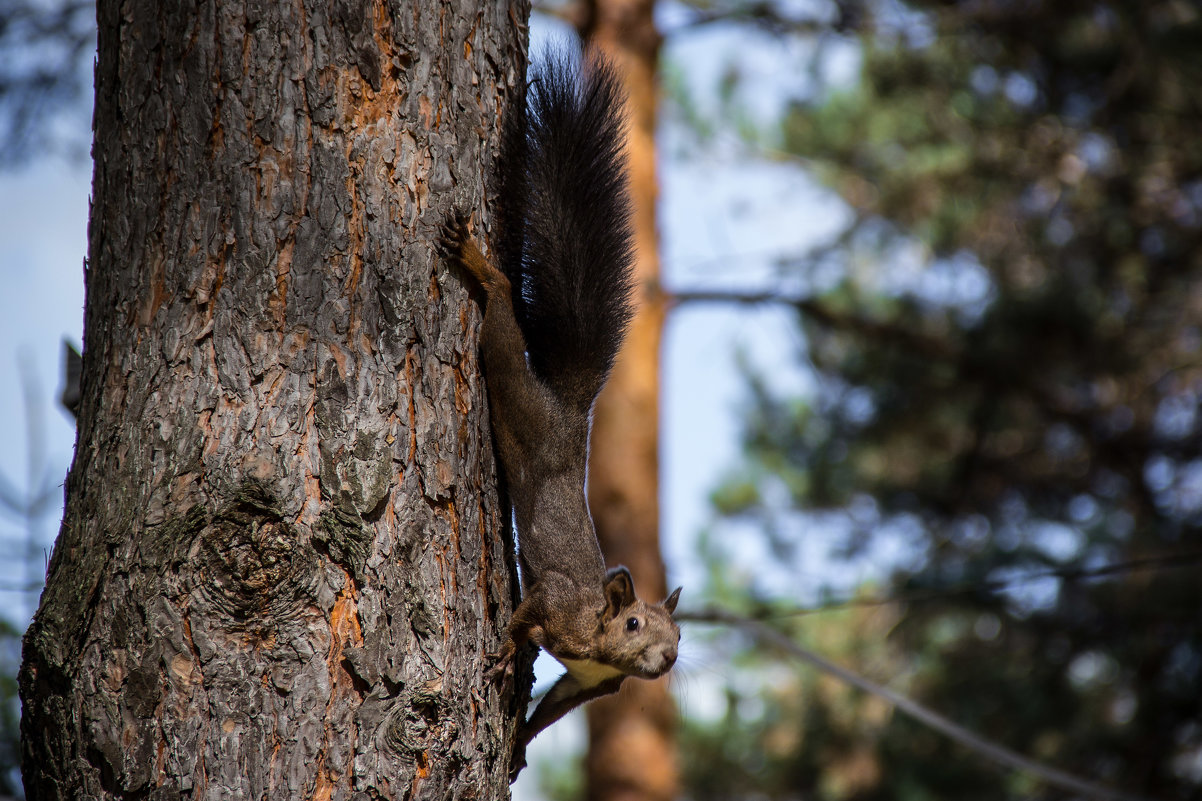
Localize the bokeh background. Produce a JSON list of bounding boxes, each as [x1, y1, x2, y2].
[[2, 1, 1200, 799]]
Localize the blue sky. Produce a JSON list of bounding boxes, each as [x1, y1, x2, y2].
[[0, 160, 88, 625]]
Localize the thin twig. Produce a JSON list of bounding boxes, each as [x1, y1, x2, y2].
[[681, 608, 1157, 801], [682, 551, 1202, 620]]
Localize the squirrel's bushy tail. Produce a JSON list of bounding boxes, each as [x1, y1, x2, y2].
[[502, 47, 635, 415]]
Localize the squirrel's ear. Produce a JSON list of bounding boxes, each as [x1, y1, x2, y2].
[[603, 566, 636, 618], [663, 586, 682, 615]]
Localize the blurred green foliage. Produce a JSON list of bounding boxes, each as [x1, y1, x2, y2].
[[683, 0, 1202, 798]]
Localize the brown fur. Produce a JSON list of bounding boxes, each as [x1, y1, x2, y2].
[[439, 220, 681, 781]]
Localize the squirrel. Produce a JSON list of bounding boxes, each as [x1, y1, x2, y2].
[[439, 48, 682, 781]]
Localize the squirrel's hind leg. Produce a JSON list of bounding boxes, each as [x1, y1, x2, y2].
[[484, 592, 544, 685], [439, 214, 565, 465], [508, 673, 625, 782]]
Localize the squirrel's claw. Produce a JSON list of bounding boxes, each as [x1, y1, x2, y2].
[[436, 213, 471, 260], [484, 650, 515, 685], [507, 742, 528, 784]]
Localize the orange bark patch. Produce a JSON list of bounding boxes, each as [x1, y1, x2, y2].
[[452, 359, 471, 415], [270, 239, 293, 327], [419, 95, 433, 128], [445, 498, 462, 563], [169, 653, 194, 684], [310, 773, 334, 801], [431, 548, 452, 644], [141, 253, 172, 327], [330, 587, 364, 648]]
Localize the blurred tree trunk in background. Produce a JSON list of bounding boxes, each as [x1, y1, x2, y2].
[[18, 0, 528, 797], [580, 2, 678, 801]]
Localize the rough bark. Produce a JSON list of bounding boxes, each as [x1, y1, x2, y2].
[[19, 1, 529, 798], [579, 3, 678, 801]]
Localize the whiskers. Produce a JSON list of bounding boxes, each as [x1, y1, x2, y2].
[[662, 634, 733, 726]]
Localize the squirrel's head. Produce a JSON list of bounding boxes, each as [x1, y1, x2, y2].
[[594, 566, 682, 679]]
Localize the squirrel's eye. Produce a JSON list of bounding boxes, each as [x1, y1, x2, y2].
[[626, 617, 640, 632]]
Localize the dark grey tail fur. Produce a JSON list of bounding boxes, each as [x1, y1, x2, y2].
[[498, 47, 635, 415]]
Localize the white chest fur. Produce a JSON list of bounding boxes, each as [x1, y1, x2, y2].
[[557, 657, 624, 688]]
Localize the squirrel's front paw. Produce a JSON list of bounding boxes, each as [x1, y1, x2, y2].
[[507, 742, 528, 784], [484, 650, 516, 686], [436, 213, 471, 260]]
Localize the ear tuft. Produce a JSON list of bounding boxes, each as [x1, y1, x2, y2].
[[663, 586, 682, 615], [602, 566, 636, 619]]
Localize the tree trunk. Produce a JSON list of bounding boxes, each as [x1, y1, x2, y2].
[[580, 3, 677, 801], [19, 1, 529, 798]]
